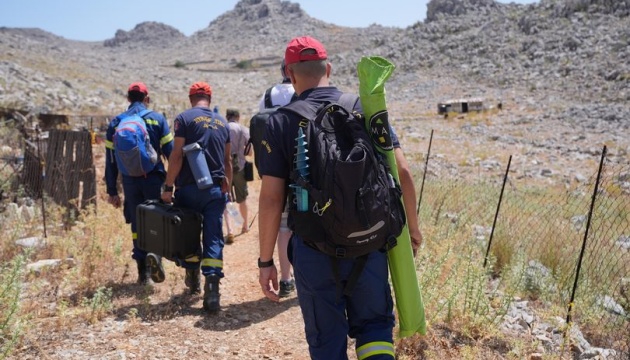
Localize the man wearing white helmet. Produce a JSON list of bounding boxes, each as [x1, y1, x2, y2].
[[253, 59, 296, 297]]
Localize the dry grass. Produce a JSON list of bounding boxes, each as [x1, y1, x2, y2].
[[1, 115, 629, 359], [415, 167, 630, 356]]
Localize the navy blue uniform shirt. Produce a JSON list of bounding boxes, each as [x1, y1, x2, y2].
[[173, 106, 230, 187], [258, 86, 400, 181]]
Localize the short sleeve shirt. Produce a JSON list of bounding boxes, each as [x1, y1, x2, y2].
[[227, 121, 250, 170], [173, 106, 230, 187], [258, 86, 400, 181]]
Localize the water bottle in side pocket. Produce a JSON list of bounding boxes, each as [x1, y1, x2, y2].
[[182, 142, 213, 189]]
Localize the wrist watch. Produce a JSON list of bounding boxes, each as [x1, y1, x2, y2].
[[164, 184, 174, 192], [257, 257, 274, 268]]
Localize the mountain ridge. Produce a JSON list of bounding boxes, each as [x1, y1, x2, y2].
[[0, 0, 628, 122]]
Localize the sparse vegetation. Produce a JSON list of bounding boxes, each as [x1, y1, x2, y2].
[[0, 252, 27, 359], [0, 121, 627, 359], [416, 158, 630, 356], [235, 59, 253, 69], [80, 286, 113, 324], [1, 0, 629, 356]]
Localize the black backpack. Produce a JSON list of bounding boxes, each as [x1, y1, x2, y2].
[[249, 87, 279, 177], [282, 93, 406, 261]]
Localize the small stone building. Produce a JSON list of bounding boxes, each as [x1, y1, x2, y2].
[[437, 98, 485, 114]]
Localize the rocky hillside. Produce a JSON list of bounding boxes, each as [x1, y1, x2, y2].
[[103, 21, 186, 48], [0, 0, 627, 110], [0, 0, 628, 175]]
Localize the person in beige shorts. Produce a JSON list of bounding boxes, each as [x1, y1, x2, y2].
[[224, 108, 250, 244]]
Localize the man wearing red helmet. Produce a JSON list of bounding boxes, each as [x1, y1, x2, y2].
[[161, 81, 232, 314], [105, 82, 173, 287]]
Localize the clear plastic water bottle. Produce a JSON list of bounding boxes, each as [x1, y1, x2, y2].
[[226, 201, 243, 227]]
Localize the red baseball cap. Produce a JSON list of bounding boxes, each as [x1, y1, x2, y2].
[[189, 81, 212, 96], [128, 82, 148, 95], [284, 36, 328, 65]]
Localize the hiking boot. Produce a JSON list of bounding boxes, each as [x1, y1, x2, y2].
[[185, 268, 201, 295], [136, 259, 153, 286], [203, 274, 221, 313], [279, 279, 295, 298], [146, 253, 165, 283]]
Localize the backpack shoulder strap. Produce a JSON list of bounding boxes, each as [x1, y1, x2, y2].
[[282, 93, 359, 120], [279, 99, 319, 121], [138, 109, 152, 120], [337, 93, 360, 113], [263, 87, 274, 109], [118, 109, 151, 124]]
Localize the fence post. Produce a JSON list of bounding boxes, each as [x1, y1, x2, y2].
[[36, 126, 47, 238], [565, 145, 607, 325], [416, 129, 434, 215], [483, 155, 512, 268], [90, 117, 96, 145]]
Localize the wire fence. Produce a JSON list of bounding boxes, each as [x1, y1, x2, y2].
[[20, 129, 96, 234], [416, 129, 630, 357]]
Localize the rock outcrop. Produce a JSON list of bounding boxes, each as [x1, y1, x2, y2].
[[103, 21, 185, 47]]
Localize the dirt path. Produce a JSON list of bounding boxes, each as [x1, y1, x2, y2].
[[12, 100, 601, 359], [11, 176, 340, 360]]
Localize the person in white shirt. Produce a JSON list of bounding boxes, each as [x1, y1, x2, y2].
[[257, 60, 296, 297], [224, 108, 251, 243]]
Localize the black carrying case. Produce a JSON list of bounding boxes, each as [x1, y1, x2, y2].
[[136, 200, 203, 260]]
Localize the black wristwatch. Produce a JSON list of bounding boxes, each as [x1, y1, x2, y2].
[[164, 184, 174, 192], [258, 258, 274, 268]]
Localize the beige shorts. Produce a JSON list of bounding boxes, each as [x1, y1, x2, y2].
[[232, 169, 249, 203]]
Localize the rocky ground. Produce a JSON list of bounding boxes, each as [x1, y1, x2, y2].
[[10, 177, 318, 360], [2, 165, 537, 360], [2, 0, 630, 358], [6, 150, 624, 359]]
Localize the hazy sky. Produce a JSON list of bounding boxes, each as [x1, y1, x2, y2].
[[0, 0, 539, 42]]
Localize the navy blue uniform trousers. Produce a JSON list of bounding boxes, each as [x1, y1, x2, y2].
[[175, 183, 226, 277], [290, 235, 396, 359]]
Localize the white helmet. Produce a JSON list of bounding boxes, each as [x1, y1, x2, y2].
[[281, 59, 289, 83]]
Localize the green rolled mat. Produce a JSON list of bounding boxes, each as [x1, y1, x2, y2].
[[357, 56, 426, 338]]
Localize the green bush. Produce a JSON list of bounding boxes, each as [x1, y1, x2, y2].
[[80, 286, 113, 324], [235, 60, 253, 70], [0, 253, 26, 359]]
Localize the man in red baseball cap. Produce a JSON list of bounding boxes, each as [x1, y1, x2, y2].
[[128, 82, 149, 95], [105, 82, 174, 287], [283, 35, 328, 65], [257, 36, 423, 359], [161, 81, 232, 314]]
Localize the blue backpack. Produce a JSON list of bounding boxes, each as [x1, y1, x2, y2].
[[113, 109, 158, 177]]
